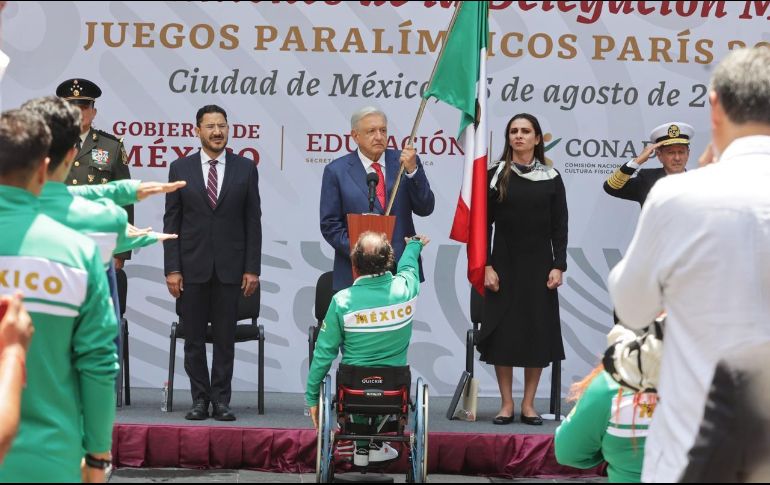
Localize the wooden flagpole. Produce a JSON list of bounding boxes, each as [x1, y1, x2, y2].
[[385, 0, 465, 216]]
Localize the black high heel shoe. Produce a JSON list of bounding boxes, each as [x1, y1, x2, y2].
[[520, 413, 543, 426]]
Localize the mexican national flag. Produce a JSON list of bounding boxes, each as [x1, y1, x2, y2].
[[423, 1, 489, 295]]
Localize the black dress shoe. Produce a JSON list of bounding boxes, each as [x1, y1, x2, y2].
[[212, 402, 236, 421], [185, 400, 209, 420], [493, 415, 514, 425], [520, 414, 543, 426]]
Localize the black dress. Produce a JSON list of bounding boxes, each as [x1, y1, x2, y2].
[[478, 163, 568, 368]]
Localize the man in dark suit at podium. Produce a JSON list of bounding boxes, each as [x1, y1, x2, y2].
[[163, 105, 261, 422], [320, 106, 435, 290]]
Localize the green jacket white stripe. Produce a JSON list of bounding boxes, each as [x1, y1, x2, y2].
[[555, 371, 655, 483], [0, 185, 118, 482], [41, 181, 156, 265], [68, 178, 141, 207], [306, 239, 423, 407]]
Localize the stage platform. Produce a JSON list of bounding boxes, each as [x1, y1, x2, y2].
[[112, 389, 603, 479]]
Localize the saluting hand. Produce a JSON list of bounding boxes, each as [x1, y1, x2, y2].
[[136, 180, 187, 201], [698, 142, 716, 168], [154, 232, 178, 242], [634, 141, 665, 166], [126, 224, 152, 238], [405, 234, 430, 246]]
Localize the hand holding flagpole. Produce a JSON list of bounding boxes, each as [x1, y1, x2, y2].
[[384, 1, 465, 216], [417, 1, 490, 295]]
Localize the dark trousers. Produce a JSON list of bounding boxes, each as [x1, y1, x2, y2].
[[180, 278, 240, 405]]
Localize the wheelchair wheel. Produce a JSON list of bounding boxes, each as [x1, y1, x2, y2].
[[316, 374, 334, 483], [409, 377, 429, 483]]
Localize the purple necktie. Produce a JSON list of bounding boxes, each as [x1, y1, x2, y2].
[[207, 160, 218, 209]]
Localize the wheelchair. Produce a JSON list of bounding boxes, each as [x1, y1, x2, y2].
[[316, 364, 429, 483]]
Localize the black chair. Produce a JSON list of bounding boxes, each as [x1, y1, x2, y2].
[[308, 271, 335, 368], [446, 289, 483, 419], [116, 268, 130, 406], [549, 351, 562, 421], [469, 289, 483, 376], [166, 289, 264, 414]]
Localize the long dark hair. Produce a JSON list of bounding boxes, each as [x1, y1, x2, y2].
[[495, 113, 545, 202]]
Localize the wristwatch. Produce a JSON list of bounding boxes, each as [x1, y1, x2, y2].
[[84, 453, 112, 470]]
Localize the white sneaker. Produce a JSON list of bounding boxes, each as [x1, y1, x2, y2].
[[369, 442, 399, 462], [354, 446, 369, 467]]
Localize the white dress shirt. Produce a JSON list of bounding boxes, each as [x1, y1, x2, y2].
[[608, 135, 770, 482], [201, 148, 226, 197]]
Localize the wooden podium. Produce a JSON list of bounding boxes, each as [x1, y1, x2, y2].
[[347, 213, 396, 280]]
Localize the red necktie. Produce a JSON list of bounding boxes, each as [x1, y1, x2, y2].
[[206, 160, 218, 209], [371, 162, 386, 210]]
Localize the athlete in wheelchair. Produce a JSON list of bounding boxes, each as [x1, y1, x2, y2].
[[306, 232, 430, 483]]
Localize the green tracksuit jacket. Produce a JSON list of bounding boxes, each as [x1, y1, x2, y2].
[[306, 239, 423, 407], [40, 181, 156, 265], [69, 178, 141, 207], [554, 371, 655, 483], [0, 185, 118, 482]]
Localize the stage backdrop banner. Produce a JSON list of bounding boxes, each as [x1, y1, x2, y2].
[[2, 1, 768, 397]]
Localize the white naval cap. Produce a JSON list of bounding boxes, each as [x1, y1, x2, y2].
[[649, 122, 694, 146]]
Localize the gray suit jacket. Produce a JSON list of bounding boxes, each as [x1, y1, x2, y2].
[[680, 341, 770, 482]]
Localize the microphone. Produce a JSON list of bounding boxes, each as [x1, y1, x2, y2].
[[366, 171, 379, 213]]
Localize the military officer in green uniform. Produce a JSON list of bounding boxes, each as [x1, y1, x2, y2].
[[56, 78, 134, 268], [603, 122, 694, 207]]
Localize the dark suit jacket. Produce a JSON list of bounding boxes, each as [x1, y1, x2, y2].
[[603, 166, 667, 207], [680, 341, 770, 483], [320, 149, 434, 290], [163, 150, 261, 285]]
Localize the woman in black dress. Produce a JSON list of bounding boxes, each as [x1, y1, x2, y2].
[[479, 113, 568, 426]]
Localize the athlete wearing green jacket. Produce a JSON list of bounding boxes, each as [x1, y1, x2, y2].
[[41, 181, 158, 265], [69, 178, 141, 207], [0, 109, 118, 482], [306, 236, 425, 408], [21, 98, 181, 267], [554, 371, 656, 483], [70, 178, 187, 209]]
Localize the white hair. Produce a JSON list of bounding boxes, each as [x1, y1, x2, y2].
[[350, 106, 387, 130]]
